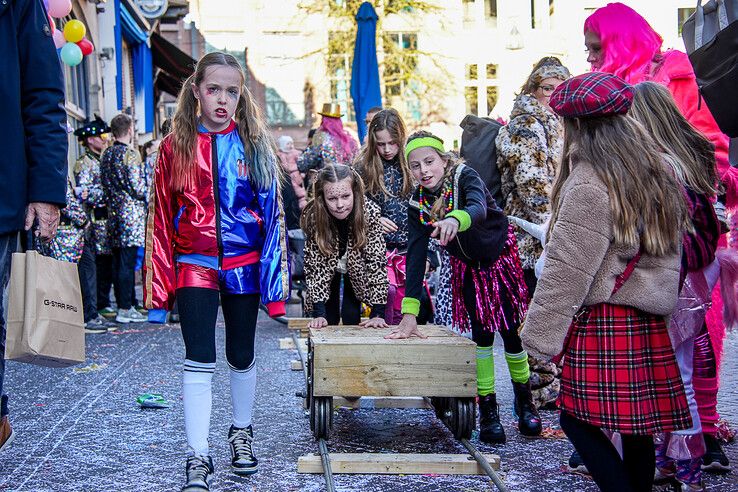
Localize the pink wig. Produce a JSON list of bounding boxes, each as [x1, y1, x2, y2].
[[320, 116, 358, 163], [584, 2, 663, 84]]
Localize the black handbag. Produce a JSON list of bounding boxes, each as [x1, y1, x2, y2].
[[683, 0, 738, 137]]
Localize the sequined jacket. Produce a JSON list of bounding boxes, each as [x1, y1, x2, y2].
[[297, 130, 356, 173], [100, 142, 146, 248], [143, 121, 289, 319], [39, 179, 87, 263], [75, 151, 110, 255]]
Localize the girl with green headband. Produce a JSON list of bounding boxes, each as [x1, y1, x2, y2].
[[386, 130, 542, 443]]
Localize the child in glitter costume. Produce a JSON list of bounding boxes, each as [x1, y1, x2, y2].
[[387, 130, 540, 443]]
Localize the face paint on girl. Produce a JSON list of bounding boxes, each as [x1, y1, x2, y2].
[[192, 65, 243, 132], [323, 177, 355, 220], [407, 146, 447, 191]]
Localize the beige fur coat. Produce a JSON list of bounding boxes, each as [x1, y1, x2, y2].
[[520, 161, 682, 360]]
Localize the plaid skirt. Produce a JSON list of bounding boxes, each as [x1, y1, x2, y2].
[[557, 303, 692, 435]]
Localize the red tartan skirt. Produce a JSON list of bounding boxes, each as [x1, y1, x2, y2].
[[557, 303, 692, 435]]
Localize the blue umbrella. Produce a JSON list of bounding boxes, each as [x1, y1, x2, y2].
[[350, 2, 382, 143]]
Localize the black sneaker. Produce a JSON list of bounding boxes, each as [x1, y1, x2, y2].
[[84, 317, 108, 334], [228, 425, 258, 475], [702, 434, 730, 472], [182, 455, 213, 491], [567, 449, 589, 474]]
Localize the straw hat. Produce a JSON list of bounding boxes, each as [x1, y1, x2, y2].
[[318, 103, 343, 118]]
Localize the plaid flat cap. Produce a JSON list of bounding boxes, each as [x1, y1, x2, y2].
[[549, 72, 633, 118]]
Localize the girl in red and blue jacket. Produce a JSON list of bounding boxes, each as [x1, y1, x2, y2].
[[143, 52, 288, 490]]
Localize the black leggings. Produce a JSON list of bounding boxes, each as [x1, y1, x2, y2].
[[462, 266, 523, 352], [325, 273, 361, 326], [176, 287, 259, 370], [560, 411, 655, 492]]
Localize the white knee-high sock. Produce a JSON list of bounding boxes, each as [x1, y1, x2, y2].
[[230, 360, 256, 429], [183, 359, 215, 456]]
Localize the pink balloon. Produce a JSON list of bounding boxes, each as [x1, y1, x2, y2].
[[48, 0, 72, 18], [53, 29, 65, 49]]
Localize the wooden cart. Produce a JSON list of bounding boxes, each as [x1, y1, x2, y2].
[[307, 325, 478, 440]]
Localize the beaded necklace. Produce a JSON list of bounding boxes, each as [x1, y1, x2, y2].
[[418, 183, 454, 226]]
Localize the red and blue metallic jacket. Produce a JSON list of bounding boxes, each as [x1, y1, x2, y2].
[[143, 121, 289, 321]]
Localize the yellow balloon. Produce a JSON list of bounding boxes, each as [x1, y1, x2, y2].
[[63, 20, 86, 43]]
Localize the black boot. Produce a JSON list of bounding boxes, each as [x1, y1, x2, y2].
[[478, 394, 506, 444], [512, 380, 542, 437]]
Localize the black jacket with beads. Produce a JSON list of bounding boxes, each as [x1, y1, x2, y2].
[[404, 164, 508, 304]]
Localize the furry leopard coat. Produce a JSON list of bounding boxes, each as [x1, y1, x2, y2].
[[303, 200, 388, 315], [496, 94, 563, 270]]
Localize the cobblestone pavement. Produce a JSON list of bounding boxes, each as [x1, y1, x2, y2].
[[0, 313, 735, 492]]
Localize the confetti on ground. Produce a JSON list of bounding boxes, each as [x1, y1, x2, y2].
[[73, 363, 108, 373]]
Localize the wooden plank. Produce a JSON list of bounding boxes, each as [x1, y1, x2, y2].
[[297, 453, 500, 474], [311, 326, 476, 397], [309, 325, 472, 344], [279, 337, 308, 351], [290, 359, 303, 371], [333, 396, 431, 409], [287, 318, 311, 329]]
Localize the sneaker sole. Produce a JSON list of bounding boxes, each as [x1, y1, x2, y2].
[[566, 464, 589, 474], [701, 461, 731, 472], [84, 329, 108, 334], [106, 326, 118, 332], [232, 465, 258, 476], [0, 428, 15, 453]]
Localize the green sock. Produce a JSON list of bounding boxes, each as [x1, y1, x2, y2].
[[476, 346, 495, 396], [505, 350, 530, 384]]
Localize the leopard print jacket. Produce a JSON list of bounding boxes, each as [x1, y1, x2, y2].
[[303, 200, 388, 313], [496, 94, 563, 270]]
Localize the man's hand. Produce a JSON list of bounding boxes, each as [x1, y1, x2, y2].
[[385, 314, 426, 339], [25, 202, 60, 242], [307, 317, 328, 329], [379, 217, 398, 234]]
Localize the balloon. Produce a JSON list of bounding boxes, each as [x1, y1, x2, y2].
[[48, 14, 55, 34], [47, 0, 72, 18], [60, 42, 83, 67], [76, 38, 94, 56], [63, 20, 86, 43], [53, 29, 65, 49]]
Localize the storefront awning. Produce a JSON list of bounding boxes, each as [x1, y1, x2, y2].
[[151, 32, 196, 96]]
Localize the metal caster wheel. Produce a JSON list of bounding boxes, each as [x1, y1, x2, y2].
[[312, 396, 333, 440], [454, 397, 475, 439]]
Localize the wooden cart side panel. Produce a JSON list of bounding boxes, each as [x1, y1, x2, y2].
[[312, 343, 477, 397]]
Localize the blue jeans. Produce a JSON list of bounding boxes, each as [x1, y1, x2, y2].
[[0, 232, 17, 416]]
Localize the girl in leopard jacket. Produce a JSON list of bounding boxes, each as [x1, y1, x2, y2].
[[301, 164, 388, 329]]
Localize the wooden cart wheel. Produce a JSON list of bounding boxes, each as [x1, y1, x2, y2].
[[454, 397, 475, 439], [312, 396, 333, 440]]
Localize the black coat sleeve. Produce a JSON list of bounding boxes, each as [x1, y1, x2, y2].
[[457, 167, 489, 227], [403, 205, 430, 313], [18, 0, 67, 206]]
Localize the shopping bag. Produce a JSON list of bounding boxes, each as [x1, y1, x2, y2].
[[5, 250, 85, 367]]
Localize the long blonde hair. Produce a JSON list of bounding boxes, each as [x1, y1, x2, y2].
[[300, 164, 368, 256], [629, 82, 719, 196], [355, 108, 413, 197], [406, 130, 465, 223], [170, 52, 280, 192], [549, 115, 689, 256]]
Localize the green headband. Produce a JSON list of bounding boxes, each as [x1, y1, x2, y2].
[[405, 136, 445, 160]]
